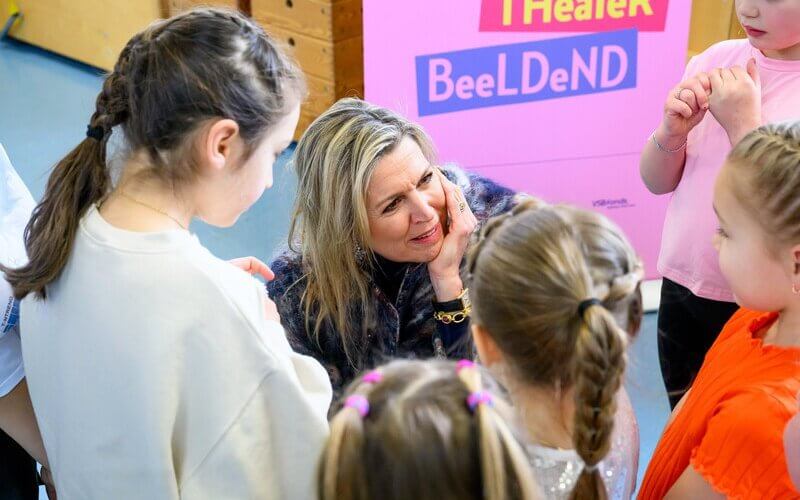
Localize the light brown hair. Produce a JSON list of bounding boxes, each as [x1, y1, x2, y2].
[[725, 121, 800, 249], [2, 8, 304, 299], [318, 359, 542, 500], [467, 199, 643, 500]]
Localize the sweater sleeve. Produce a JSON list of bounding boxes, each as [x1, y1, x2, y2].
[[434, 319, 471, 358], [179, 361, 330, 500], [267, 253, 354, 393], [179, 274, 331, 500], [266, 253, 319, 358]]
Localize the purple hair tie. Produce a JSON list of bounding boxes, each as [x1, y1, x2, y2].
[[344, 395, 370, 418], [456, 359, 476, 372], [362, 370, 383, 384], [466, 391, 494, 412]]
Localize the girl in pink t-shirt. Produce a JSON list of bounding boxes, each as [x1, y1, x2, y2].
[[640, 0, 800, 409]]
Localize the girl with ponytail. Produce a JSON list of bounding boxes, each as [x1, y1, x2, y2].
[[468, 199, 644, 499], [318, 359, 543, 500], [1, 8, 331, 499]]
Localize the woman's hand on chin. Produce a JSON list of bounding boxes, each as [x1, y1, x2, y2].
[[427, 170, 478, 301]]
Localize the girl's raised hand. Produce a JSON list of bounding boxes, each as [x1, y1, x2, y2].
[[660, 72, 712, 141], [708, 58, 762, 146]]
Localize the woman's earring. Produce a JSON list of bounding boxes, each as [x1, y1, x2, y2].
[[355, 244, 366, 265]]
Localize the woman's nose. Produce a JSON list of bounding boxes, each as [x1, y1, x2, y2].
[[408, 191, 437, 223]]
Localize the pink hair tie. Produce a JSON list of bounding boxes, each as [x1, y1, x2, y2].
[[456, 359, 476, 372], [344, 395, 370, 418], [362, 370, 383, 384], [466, 391, 494, 412]]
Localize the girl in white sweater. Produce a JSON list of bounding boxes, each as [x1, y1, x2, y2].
[[1, 8, 331, 499]]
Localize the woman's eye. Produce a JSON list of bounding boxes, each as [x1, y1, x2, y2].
[[420, 172, 433, 185], [383, 199, 400, 214], [715, 227, 728, 238]]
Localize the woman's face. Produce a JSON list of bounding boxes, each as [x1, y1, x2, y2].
[[365, 136, 447, 263]]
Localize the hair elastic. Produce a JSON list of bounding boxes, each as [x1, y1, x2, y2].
[[466, 390, 494, 412], [86, 124, 105, 141], [344, 395, 370, 418], [456, 359, 476, 372], [578, 298, 603, 318], [362, 370, 383, 384]]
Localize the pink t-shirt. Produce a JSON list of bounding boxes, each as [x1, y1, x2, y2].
[[658, 39, 800, 302]]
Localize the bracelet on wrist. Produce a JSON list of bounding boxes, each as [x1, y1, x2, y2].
[[433, 288, 471, 324], [652, 130, 687, 153]]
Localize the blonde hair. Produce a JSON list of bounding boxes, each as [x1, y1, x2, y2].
[[318, 359, 542, 500], [726, 121, 800, 248], [289, 98, 437, 366], [467, 199, 642, 500]]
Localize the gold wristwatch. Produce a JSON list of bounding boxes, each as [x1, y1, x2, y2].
[[432, 288, 471, 324]]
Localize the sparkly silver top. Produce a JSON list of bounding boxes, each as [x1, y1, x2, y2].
[[526, 390, 639, 499]]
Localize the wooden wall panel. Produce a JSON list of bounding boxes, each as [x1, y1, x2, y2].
[[3, 0, 163, 71]]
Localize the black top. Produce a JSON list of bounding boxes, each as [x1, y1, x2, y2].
[[372, 253, 408, 305]]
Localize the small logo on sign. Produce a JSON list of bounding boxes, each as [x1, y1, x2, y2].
[[592, 198, 635, 209]]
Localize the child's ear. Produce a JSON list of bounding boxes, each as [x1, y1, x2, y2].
[[471, 324, 503, 367], [203, 119, 240, 172], [793, 245, 800, 278]]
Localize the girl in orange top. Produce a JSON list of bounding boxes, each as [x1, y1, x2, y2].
[[639, 122, 800, 499]]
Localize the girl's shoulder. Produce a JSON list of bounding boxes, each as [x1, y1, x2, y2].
[[183, 245, 270, 315]]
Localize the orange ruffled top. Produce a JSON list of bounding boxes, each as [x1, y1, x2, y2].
[[639, 309, 800, 499]]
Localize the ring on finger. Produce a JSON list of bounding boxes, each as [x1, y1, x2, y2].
[[458, 201, 466, 213]]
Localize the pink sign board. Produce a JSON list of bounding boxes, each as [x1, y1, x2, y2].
[[363, 0, 691, 278], [479, 0, 669, 32]]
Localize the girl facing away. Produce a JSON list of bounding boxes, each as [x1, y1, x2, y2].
[[1, 9, 331, 499], [468, 199, 643, 499]]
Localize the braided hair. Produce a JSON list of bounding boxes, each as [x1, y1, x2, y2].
[[4, 8, 305, 299], [467, 198, 642, 500]]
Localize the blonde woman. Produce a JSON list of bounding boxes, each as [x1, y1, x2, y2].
[[468, 200, 643, 499], [267, 98, 520, 393]]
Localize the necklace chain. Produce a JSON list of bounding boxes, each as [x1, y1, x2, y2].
[[117, 191, 188, 230]]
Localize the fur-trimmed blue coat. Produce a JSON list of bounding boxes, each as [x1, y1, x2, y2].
[[267, 166, 519, 394]]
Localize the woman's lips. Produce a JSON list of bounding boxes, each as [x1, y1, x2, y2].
[[410, 224, 440, 244]]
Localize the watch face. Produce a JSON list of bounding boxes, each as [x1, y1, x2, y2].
[[461, 289, 471, 309]]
